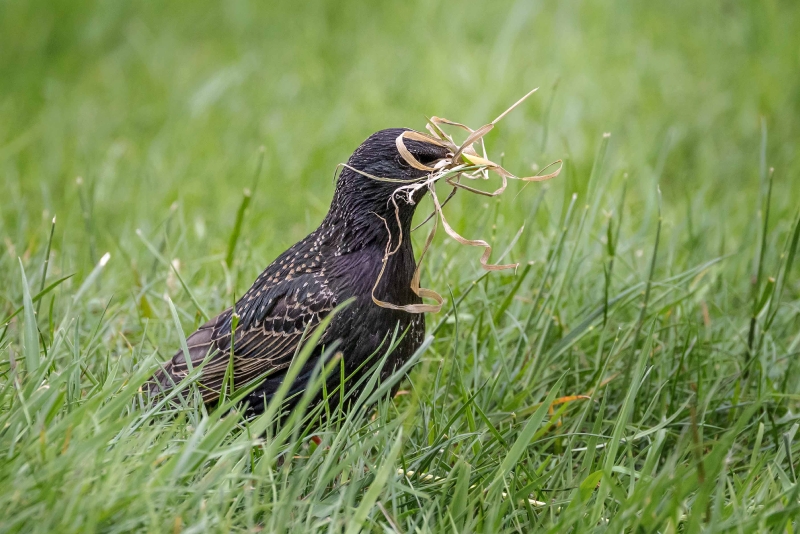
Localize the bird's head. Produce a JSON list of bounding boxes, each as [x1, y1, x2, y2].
[[331, 128, 451, 220]]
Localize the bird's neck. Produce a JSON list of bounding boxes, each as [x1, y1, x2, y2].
[[319, 197, 417, 256]]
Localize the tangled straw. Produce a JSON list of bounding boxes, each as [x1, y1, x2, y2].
[[351, 88, 563, 313]]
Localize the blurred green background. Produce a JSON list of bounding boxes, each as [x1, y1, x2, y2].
[[2, 0, 798, 291], [2, 1, 800, 530]]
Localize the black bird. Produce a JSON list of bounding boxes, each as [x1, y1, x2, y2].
[[151, 128, 450, 415]]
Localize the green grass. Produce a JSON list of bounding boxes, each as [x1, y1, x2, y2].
[[2, 0, 800, 531]]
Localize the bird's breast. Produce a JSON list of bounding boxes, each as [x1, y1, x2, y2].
[[326, 243, 420, 306]]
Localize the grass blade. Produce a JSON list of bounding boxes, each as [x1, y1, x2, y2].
[[36, 215, 56, 315], [225, 147, 265, 267], [18, 259, 40, 376]]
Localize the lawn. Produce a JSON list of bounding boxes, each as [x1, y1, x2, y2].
[[1, 0, 799, 532]]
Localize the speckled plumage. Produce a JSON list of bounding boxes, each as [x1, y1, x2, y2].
[[151, 128, 449, 414]]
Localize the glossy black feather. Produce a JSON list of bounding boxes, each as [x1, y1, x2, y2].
[[150, 128, 449, 413]]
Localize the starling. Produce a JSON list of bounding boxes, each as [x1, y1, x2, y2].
[[151, 128, 451, 414]]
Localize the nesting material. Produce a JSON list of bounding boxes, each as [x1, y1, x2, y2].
[[352, 89, 563, 313]]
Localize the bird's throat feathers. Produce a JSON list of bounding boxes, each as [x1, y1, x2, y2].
[[322, 168, 423, 253]]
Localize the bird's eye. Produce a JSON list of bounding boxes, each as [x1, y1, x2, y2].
[[414, 151, 443, 166]]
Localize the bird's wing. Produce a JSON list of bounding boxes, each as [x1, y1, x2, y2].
[[153, 271, 336, 403]]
